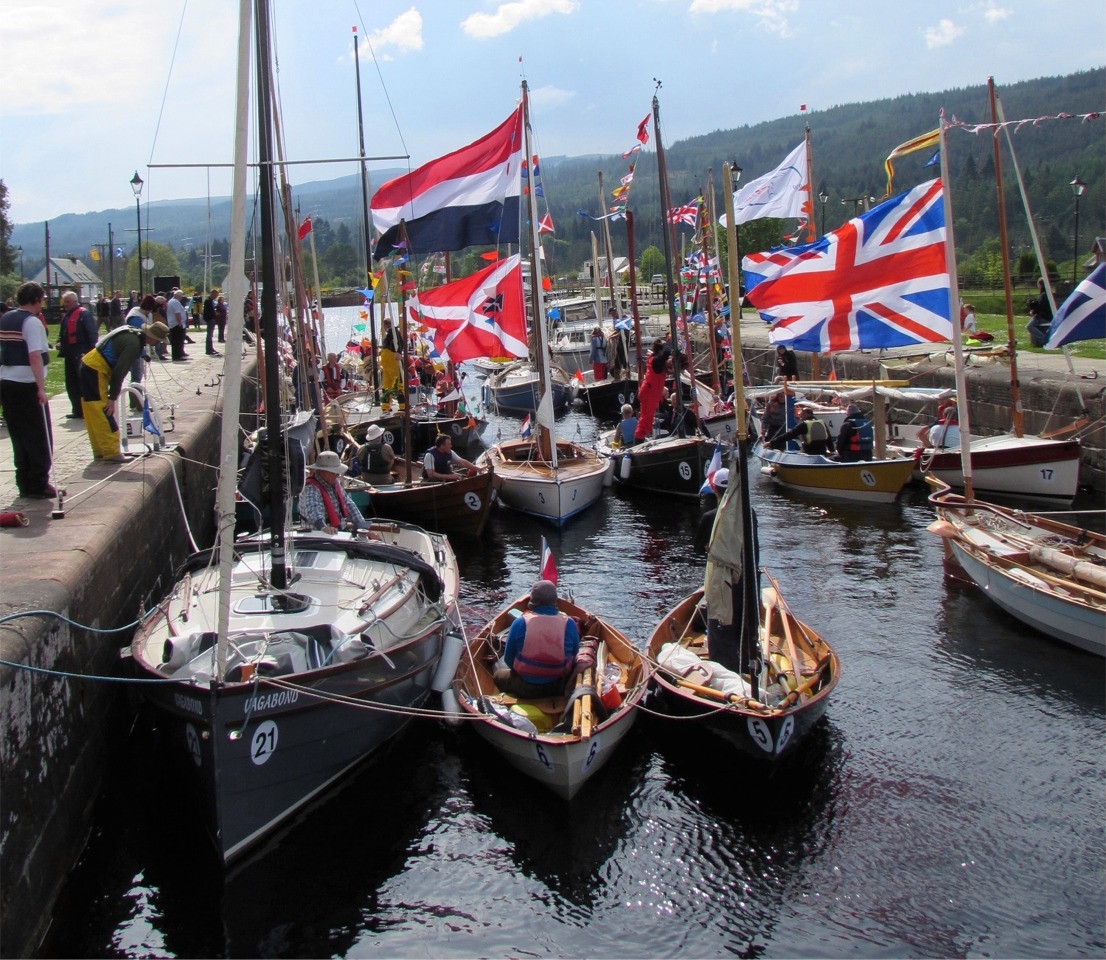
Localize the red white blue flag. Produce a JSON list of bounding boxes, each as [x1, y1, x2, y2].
[[371, 103, 524, 259], [667, 203, 699, 228], [539, 536, 558, 585], [407, 255, 528, 363], [519, 414, 532, 438], [744, 178, 951, 352]]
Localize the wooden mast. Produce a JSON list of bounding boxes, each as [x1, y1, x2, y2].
[[353, 26, 381, 402]]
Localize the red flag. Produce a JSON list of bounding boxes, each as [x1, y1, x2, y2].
[[538, 213, 554, 234], [800, 103, 808, 113], [479, 251, 500, 261], [573, 369, 584, 383], [636, 114, 650, 145], [541, 276, 552, 291], [408, 254, 528, 363], [539, 537, 558, 585], [298, 216, 312, 240], [400, 281, 416, 291]]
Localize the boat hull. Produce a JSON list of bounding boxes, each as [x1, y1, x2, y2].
[[605, 434, 716, 498], [347, 468, 498, 537], [482, 438, 609, 526], [482, 362, 575, 413], [920, 435, 1080, 505], [754, 441, 916, 503]]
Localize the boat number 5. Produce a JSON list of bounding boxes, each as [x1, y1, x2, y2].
[[250, 720, 279, 766], [747, 717, 775, 754]]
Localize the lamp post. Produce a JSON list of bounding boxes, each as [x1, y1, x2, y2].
[[1070, 176, 1085, 287], [842, 195, 866, 217], [15, 246, 23, 281], [130, 170, 144, 296], [818, 188, 829, 238], [731, 165, 743, 319]]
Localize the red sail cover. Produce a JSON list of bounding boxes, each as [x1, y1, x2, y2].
[[407, 255, 528, 364]]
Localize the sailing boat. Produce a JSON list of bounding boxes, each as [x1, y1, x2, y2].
[[127, 0, 459, 863], [478, 83, 610, 526], [646, 163, 839, 757], [928, 93, 1105, 656], [599, 90, 715, 499]]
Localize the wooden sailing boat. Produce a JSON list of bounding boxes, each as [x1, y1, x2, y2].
[[479, 82, 610, 526], [600, 87, 714, 499], [928, 83, 1104, 656], [646, 163, 839, 757], [127, 0, 459, 863]]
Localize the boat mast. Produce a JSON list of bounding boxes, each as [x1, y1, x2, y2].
[[255, 0, 289, 589], [522, 81, 557, 466], [598, 171, 618, 310], [625, 209, 643, 380], [701, 172, 721, 393], [988, 76, 1024, 438], [214, 0, 254, 681], [651, 83, 685, 422], [723, 162, 761, 698], [938, 115, 975, 503], [353, 26, 381, 402]]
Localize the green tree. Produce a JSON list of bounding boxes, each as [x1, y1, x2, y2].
[[0, 180, 12, 275], [123, 241, 181, 293], [638, 245, 665, 279]]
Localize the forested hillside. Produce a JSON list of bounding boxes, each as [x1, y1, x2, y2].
[[9, 69, 1103, 293]]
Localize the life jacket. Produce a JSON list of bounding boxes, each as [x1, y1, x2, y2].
[[61, 307, 85, 347], [422, 445, 453, 481], [514, 610, 572, 681], [322, 362, 343, 397], [801, 418, 829, 447], [94, 326, 141, 367], [360, 440, 390, 475], [304, 475, 349, 528], [843, 417, 874, 456], [0, 310, 34, 366]]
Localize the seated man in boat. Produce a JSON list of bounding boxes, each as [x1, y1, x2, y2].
[[611, 403, 638, 449], [770, 404, 833, 456], [835, 404, 875, 462], [422, 433, 478, 482], [922, 397, 959, 449], [357, 423, 396, 484], [760, 392, 788, 450], [493, 580, 580, 699], [299, 451, 375, 536]]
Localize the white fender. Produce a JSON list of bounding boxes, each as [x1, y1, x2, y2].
[[431, 632, 465, 693], [620, 454, 633, 480], [439, 687, 462, 725]]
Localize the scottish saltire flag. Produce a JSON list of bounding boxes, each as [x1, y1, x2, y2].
[[1045, 263, 1106, 348], [371, 103, 524, 258], [727, 141, 809, 225], [539, 536, 558, 584], [407, 255, 528, 363], [519, 414, 532, 438], [745, 178, 951, 352]]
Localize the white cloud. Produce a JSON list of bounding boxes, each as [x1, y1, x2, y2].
[[688, 0, 799, 38], [461, 0, 579, 40], [529, 85, 575, 109], [924, 18, 965, 47], [365, 7, 424, 58], [983, 1, 1013, 23]]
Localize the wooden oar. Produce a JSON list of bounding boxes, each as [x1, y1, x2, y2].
[[778, 656, 832, 707], [669, 674, 767, 710], [762, 585, 803, 698]]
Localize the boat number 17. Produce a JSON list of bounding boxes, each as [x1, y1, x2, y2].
[[251, 720, 279, 766], [1040, 468, 1053, 482]]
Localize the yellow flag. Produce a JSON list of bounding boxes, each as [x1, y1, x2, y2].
[[883, 128, 940, 198], [90, 248, 100, 261]]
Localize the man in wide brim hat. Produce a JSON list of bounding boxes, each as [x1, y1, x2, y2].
[[300, 450, 378, 536]]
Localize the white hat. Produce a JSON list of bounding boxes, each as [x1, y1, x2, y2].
[[364, 424, 385, 442], [711, 468, 730, 491], [307, 450, 347, 475]]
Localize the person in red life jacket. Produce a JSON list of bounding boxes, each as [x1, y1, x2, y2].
[[299, 450, 374, 536], [634, 338, 672, 442], [835, 404, 875, 462], [493, 579, 580, 698], [57, 291, 99, 419], [321, 352, 345, 401]]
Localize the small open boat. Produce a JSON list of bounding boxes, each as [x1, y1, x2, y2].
[[646, 576, 839, 759], [600, 431, 716, 498], [928, 483, 1105, 657], [753, 438, 917, 503], [452, 591, 651, 799], [482, 359, 577, 414]]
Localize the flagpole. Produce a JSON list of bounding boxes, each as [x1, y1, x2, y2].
[[353, 26, 381, 399]]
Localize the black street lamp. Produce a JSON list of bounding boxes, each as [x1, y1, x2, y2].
[[842, 195, 866, 217], [1070, 176, 1085, 287], [818, 187, 829, 238], [130, 170, 144, 296]]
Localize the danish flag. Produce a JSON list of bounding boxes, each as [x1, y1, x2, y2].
[[744, 178, 952, 352]]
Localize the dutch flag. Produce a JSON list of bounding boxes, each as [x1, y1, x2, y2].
[[519, 414, 532, 438]]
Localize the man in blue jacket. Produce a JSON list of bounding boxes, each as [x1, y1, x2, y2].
[[494, 580, 580, 698]]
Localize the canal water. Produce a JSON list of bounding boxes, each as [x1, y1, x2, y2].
[[40, 332, 1105, 958]]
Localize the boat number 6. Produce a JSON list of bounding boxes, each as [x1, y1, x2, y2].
[[535, 742, 552, 770], [250, 720, 279, 766], [860, 470, 877, 487], [582, 736, 601, 772], [185, 723, 202, 767], [747, 717, 774, 754]]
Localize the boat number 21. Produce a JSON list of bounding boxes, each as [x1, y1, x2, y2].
[[250, 720, 279, 766]]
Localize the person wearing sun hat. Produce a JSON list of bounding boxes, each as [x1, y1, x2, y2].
[[78, 320, 169, 462], [356, 423, 396, 484], [299, 450, 373, 535]]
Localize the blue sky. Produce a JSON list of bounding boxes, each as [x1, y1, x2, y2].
[[3, 0, 1103, 225]]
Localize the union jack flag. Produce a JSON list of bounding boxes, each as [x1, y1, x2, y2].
[[744, 178, 951, 352], [667, 203, 699, 228]]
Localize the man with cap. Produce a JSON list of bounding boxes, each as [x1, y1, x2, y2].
[[357, 423, 396, 484], [79, 320, 169, 462], [299, 450, 374, 535], [835, 403, 874, 462], [493, 580, 580, 699], [771, 404, 833, 456]]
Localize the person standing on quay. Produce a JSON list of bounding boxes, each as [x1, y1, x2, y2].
[[165, 289, 190, 361], [57, 291, 99, 419], [203, 288, 220, 355], [79, 320, 169, 462], [0, 282, 55, 499]]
